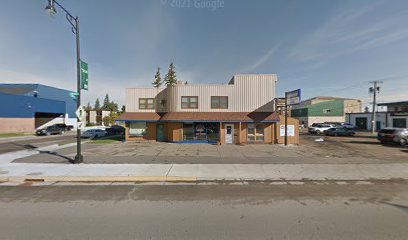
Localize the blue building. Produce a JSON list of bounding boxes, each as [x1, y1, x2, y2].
[[0, 84, 77, 133]]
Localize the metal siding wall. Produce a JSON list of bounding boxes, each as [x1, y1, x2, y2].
[[126, 87, 167, 112], [0, 84, 76, 118], [0, 93, 65, 118], [125, 74, 277, 113], [35, 85, 77, 118]]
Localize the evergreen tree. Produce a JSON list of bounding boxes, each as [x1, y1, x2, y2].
[[85, 102, 92, 111], [152, 67, 162, 88], [164, 62, 177, 86], [121, 105, 126, 113], [110, 101, 119, 112], [94, 98, 101, 110], [102, 94, 110, 110]]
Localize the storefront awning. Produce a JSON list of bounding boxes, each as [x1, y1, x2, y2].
[[160, 112, 280, 122], [118, 112, 280, 123]]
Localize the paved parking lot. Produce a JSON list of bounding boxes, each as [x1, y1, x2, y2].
[[12, 133, 408, 164]]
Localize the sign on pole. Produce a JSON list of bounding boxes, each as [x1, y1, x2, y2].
[[75, 106, 85, 120], [286, 89, 301, 105], [80, 60, 88, 90], [75, 106, 85, 130], [77, 122, 85, 130], [69, 92, 79, 99], [284, 89, 301, 146]]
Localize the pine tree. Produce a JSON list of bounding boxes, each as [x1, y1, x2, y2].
[[94, 98, 101, 110], [110, 101, 119, 112], [85, 102, 92, 111], [152, 67, 162, 88], [102, 94, 110, 111], [121, 105, 126, 113], [164, 62, 177, 86]]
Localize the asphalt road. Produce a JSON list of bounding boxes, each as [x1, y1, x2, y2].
[[0, 181, 407, 240], [0, 133, 77, 154]]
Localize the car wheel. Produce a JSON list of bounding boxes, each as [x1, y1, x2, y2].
[[400, 138, 407, 146], [316, 130, 321, 135], [46, 132, 51, 136]]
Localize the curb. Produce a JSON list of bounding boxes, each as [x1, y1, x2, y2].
[[5, 176, 197, 183]]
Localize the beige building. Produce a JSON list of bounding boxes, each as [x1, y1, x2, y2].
[[81, 110, 111, 126], [118, 74, 300, 145]]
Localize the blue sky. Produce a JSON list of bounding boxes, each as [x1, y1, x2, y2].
[[1, 0, 407, 108]]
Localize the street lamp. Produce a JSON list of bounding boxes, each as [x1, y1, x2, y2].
[[45, 0, 83, 163]]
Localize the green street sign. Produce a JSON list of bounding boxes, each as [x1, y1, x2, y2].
[[81, 60, 88, 90], [69, 92, 79, 99]]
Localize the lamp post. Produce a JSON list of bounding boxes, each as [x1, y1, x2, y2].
[[45, 0, 83, 163]]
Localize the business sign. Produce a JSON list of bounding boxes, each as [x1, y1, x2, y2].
[[80, 60, 88, 90], [280, 125, 295, 137], [286, 89, 301, 105]]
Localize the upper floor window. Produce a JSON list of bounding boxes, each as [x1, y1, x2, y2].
[[139, 98, 155, 110], [211, 96, 228, 109], [181, 96, 198, 109]]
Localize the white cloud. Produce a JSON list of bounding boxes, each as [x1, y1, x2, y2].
[[289, 1, 408, 64], [246, 44, 280, 72]]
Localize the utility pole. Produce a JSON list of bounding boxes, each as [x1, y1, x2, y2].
[[284, 92, 288, 146], [369, 81, 382, 133]]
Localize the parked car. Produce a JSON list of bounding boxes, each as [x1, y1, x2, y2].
[[81, 129, 107, 139], [323, 122, 355, 129], [339, 123, 356, 129], [105, 125, 125, 135], [36, 125, 65, 136], [377, 128, 408, 146], [54, 123, 74, 131], [311, 123, 322, 127], [308, 124, 335, 134], [325, 127, 356, 136]]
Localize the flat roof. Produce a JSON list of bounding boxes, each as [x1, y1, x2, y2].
[[378, 101, 408, 106]]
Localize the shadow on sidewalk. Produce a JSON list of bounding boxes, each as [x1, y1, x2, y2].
[[38, 150, 74, 163], [380, 201, 408, 213]]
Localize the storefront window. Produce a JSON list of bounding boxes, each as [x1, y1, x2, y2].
[[247, 123, 264, 142], [183, 122, 220, 142], [129, 122, 146, 136]]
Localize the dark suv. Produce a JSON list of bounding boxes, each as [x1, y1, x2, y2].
[[377, 128, 408, 146], [36, 125, 65, 136]]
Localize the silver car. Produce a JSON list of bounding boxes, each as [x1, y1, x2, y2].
[[81, 129, 107, 139]]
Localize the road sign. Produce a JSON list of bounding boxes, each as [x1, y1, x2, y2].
[[77, 122, 85, 130], [75, 106, 85, 120], [286, 89, 301, 105], [81, 60, 88, 90], [69, 92, 79, 99]]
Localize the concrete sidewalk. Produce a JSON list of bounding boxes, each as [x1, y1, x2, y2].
[[1, 162, 408, 183]]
